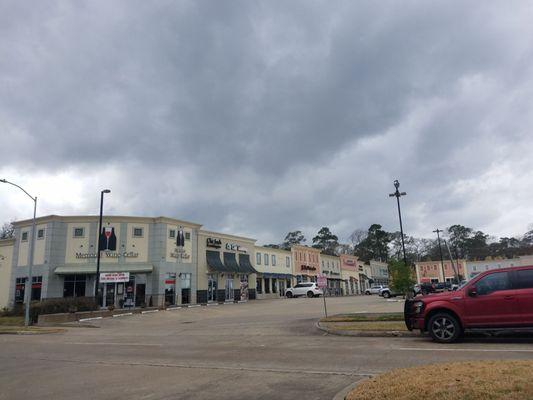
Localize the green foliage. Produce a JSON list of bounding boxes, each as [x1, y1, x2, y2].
[[282, 230, 306, 250], [354, 224, 390, 262], [389, 259, 415, 295], [29, 297, 97, 323], [312, 227, 339, 255]]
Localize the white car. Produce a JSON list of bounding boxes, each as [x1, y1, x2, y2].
[[365, 285, 386, 295], [285, 283, 323, 298]]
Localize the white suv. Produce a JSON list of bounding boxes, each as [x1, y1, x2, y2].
[[365, 285, 385, 295], [285, 283, 323, 298]]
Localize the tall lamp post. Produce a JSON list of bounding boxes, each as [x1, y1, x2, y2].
[[94, 189, 111, 304], [1, 179, 37, 326], [433, 228, 446, 283], [389, 180, 408, 266]]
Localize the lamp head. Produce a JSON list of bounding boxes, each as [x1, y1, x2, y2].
[[393, 180, 400, 190], [102, 189, 111, 194], [0, 179, 6, 183]]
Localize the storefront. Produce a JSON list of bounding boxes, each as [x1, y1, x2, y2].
[[292, 245, 320, 283], [340, 254, 360, 295], [197, 231, 257, 304], [254, 246, 293, 299]]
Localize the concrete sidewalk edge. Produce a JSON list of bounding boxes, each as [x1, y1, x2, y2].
[[315, 321, 418, 337], [332, 379, 369, 400]]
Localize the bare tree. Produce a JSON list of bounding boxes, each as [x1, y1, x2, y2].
[[0, 221, 14, 239]]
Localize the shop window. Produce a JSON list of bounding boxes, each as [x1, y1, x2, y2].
[[256, 253, 261, 265], [256, 278, 262, 294], [73, 227, 85, 238], [169, 229, 176, 238], [133, 227, 143, 237], [15, 277, 26, 303], [37, 229, 45, 239], [272, 279, 277, 293], [264, 254, 269, 266], [264, 278, 270, 293], [63, 275, 86, 298], [185, 232, 191, 240], [21, 232, 28, 241], [32, 276, 42, 301], [272, 255, 276, 266]]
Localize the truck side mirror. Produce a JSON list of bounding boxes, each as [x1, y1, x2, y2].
[[468, 286, 477, 297]]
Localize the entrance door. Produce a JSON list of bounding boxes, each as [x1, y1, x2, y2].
[[208, 274, 217, 302], [135, 284, 146, 307], [225, 274, 234, 301], [105, 283, 116, 308], [279, 280, 285, 297], [181, 273, 191, 304]]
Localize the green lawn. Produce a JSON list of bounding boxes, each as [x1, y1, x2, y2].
[[0, 316, 24, 326]]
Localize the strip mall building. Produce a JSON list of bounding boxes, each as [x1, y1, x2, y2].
[[0, 214, 380, 309]]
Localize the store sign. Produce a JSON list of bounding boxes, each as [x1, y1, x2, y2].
[[225, 243, 246, 252], [301, 265, 317, 271], [75, 251, 139, 259], [170, 247, 191, 260], [100, 272, 130, 283], [206, 238, 222, 248], [344, 259, 356, 266]]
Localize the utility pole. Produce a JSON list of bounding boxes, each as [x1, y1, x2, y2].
[[389, 180, 407, 266], [95, 189, 111, 305], [433, 229, 446, 283]]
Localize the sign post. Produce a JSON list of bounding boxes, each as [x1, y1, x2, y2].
[[317, 275, 328, 318]]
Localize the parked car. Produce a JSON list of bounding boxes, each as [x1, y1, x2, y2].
[[365, 285, 386, 295], [413, 283, 436, 296], [379, 287, 402, 298], [404, 265, 533, 343], [285, 283, 323, 298]]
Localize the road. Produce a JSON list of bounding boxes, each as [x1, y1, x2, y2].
[[1, 296, 533, 400]]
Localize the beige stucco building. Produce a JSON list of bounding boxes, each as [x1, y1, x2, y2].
[[415, 259, 466, 284], [254, 246, 293, 299], [320, 254, 342, 295], [0, 238, 15, 309], [340, 254, 359, 295], [197, 230, 257, 303]]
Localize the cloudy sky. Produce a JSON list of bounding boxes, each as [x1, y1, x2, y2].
[[1, 1, 533, 244]]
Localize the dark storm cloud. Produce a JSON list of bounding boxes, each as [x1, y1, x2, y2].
[[1, 1, 533, 242]]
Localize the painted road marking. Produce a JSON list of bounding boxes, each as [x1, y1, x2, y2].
[[141, 310, 159, 314], [397, 347, 533, 353], [66, 342, 163, 347], [112, 313, 133, 318], [78, 317, 103, 322]]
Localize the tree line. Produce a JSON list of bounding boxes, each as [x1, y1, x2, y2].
[[265, 224, 533, 265]]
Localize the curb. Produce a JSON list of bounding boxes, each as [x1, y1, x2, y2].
[[316, 321, 418, 337], [332, 379, 370, 400]]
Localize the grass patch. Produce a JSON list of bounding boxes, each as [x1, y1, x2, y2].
[[0, 316, 24, 326], [347, 361, 533, 400], [322, 313, 403, 323], [322, 321, 407, 331]]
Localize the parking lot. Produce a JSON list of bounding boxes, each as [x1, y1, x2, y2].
[[1, 295, 533, 400]]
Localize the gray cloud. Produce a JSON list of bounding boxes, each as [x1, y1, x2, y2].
[[1, 1, 533, 244]]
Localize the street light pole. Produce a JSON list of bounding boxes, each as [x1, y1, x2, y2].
[[433, 228, 446, 283], [1, 179, 37, 326], [389, 180, 407, 266], [94, 189, 111, 304]]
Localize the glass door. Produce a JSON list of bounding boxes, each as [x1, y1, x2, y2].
[[208, 274, 217, 302], [105, 283, 115, 308], [225, 274, 234, 301]]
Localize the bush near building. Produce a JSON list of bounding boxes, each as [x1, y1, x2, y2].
[[29, 297, 97, 323]]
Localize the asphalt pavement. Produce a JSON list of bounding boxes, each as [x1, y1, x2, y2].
[[1, 295, 533, 400]]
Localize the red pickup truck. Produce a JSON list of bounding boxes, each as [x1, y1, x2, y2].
[[405, 265, 533, 343]]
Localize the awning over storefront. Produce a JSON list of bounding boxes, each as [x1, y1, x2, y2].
[[223, 252, 241, 272], [259, 273, 293, 279], [238, 254, 257, 274], [207, 250, 231, 272], [54, 264, 153, 275]]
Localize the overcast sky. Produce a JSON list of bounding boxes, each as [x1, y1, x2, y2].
[[1, 1, 533, 244]]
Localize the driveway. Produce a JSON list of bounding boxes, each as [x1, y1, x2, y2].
[[1, 296, 533, 400]]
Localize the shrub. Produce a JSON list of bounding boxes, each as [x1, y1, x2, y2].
[[30, 297, 98, 323]]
